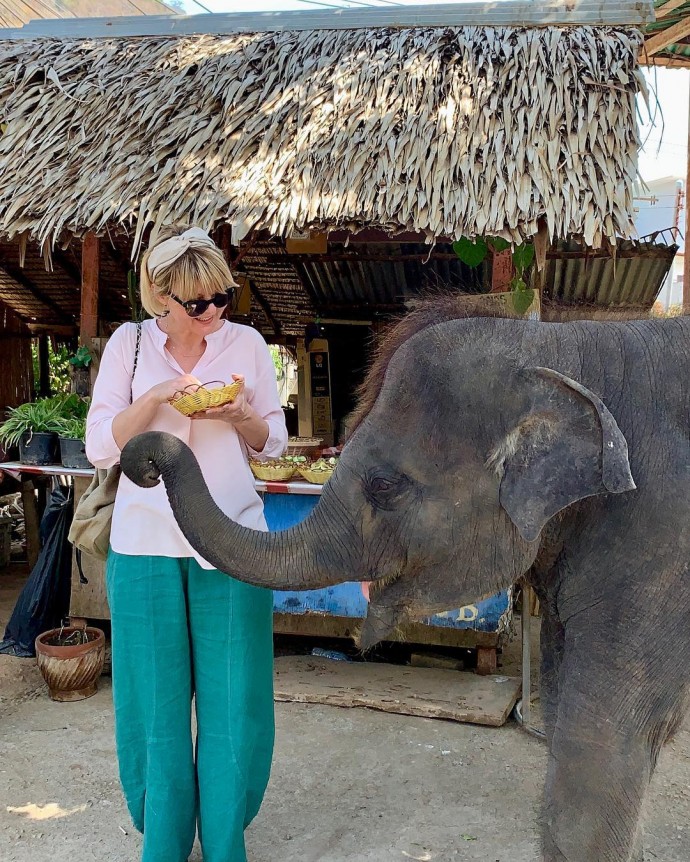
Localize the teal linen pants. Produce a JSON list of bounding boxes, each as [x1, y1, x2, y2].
[[105, 550, 275, 862]]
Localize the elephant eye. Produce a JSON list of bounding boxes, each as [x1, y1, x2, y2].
[[365, 471, 411, 510], [371, 477, 394, 494]]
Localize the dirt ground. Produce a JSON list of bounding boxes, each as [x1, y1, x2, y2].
[[2, 566, 690, 862]]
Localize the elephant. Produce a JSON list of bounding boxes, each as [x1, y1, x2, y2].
[[121, 304, 690, 862]]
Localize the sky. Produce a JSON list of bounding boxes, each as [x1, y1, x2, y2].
[[177, 0, 690, 184]]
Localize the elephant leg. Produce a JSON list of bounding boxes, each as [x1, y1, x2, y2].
[[542, 705, 652, 862]]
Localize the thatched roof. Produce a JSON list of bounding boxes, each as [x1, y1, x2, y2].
[[0, 25, 644, 253]]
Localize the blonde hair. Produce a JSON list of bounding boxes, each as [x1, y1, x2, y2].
[[140, 224, 237, 318]]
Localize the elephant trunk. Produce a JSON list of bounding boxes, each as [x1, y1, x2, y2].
[[120, 431, 352, 590]]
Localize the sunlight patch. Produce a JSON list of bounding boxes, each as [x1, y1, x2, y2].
[[7, 802, 87, 820]]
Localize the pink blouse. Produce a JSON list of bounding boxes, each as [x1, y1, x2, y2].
[[85, 318, 288, 569]]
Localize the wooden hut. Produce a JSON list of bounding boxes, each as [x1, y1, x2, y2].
[[0, 0, 680, 658]]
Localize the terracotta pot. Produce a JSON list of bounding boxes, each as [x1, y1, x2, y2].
[[35, 626, 105, 702]]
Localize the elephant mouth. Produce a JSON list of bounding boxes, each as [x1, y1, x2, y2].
[[357, 570, 408, 651]]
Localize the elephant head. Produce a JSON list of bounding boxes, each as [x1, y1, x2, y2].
[[121, 317, 635, 648]]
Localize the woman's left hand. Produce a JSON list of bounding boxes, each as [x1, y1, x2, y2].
[[191, 375, 253, 424]]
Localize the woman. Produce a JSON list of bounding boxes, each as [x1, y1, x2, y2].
[[86, 226, 288, 862]]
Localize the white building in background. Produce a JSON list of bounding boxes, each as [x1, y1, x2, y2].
[[633, 175, 685, 310]]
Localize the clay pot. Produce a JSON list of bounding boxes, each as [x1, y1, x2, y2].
[[35, 626, 105, 702]]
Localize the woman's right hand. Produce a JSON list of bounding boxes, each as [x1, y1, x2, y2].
[[147, 375, 202, 405]]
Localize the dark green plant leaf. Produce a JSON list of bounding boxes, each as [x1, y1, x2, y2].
[[69, 345, 92, 368], [452, 237, 488, 268], [487, 237, 510, 253], [512, 243, 535, 273]]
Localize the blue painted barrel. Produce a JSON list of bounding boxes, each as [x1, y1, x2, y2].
[[264, 492, 511, 634]]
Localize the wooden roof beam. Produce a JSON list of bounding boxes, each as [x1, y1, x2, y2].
[[245, 279, 282, 337], [0, 259, 75, 326], [644, 17, 690, 55], [655, 0, 688, 19]]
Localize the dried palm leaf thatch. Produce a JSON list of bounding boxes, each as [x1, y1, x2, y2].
[[0, 25, 644, 254]]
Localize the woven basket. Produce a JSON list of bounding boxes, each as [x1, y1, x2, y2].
[[170, 381, 243, 417], [298, 467, 334, 485], [250, 462, 297, 482]]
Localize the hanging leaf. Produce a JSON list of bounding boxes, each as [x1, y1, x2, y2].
[[512, 243, 535, 273], [511, 281, 535, 316], [487, 236, 510, 253], [452, 237, 488, 268]]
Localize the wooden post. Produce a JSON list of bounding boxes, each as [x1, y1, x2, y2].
[[81, 233, 100, 347], [37, 334, 50, 397], [20, 477, 41, 570], [521, 585, 533, 727], [684, 84, 690, 314], [490, 249, 513, 292]]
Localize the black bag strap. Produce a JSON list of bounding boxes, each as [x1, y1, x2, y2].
[[130, 321, 142, 405]]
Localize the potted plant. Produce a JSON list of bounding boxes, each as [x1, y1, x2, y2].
[[0, 397, 66, 465], [69, 345, 93, 397], [54, 395, 91, 469], [35, 623, 105, 701], [55, 417, 91, 469]]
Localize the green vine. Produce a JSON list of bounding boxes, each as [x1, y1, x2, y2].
[[452, 236, 536, 315]]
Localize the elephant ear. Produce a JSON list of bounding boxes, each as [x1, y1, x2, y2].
[[488, 367, 636, 543]]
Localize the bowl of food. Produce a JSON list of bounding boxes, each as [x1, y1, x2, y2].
[[170, 380, 243, 417], [286, 437, 323, 459], [249, 455, 308, 482], [298, 456, 338, 485]]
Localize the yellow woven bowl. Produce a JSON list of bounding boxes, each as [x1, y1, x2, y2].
[[298, 467, 334, 485], [249, 462, 297, 482], [170, 381, 243, 417]]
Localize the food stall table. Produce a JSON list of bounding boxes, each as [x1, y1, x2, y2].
[[0, 462, 92, 568]]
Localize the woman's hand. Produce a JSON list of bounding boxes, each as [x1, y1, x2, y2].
[[190, 375, 253, 424], [191, 375, 270, 451], [149, 375, 203, 406]]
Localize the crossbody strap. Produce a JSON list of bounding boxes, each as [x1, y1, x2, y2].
[[129, 321, 142, 405]]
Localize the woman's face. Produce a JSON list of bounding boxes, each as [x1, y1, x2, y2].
[[162, 285, 228, 335]]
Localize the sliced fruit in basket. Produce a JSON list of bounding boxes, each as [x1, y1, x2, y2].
[[169, 380, 243, 417], [298, 457, 338, 485], [249, 457, 298, 482]]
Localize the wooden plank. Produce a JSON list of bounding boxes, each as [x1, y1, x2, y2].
[[476, 646, 498, 675], [8, 2, 654, 40], [80, 233, 100, 346], [655, 0, 687, 19], [644, 17, 690, 55], [273, 612, 500, 649], [274, 655, 521, 727], [69, 475, 109, 619]]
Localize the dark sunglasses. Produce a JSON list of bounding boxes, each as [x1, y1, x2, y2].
[[170, 287, 235, 318]]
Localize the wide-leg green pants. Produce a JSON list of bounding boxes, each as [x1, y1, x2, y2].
[[106, 551, 275, 862]]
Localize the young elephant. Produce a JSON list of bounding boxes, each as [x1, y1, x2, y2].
[[122, 310, 690, 862]]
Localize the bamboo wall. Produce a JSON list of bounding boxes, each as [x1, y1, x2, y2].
[[0, 300, 33, 445]]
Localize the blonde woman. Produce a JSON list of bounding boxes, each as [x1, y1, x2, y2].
[[86, 226, 287, 862]]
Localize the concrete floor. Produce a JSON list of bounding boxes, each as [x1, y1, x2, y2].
[[1, 567, 689, 862]]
